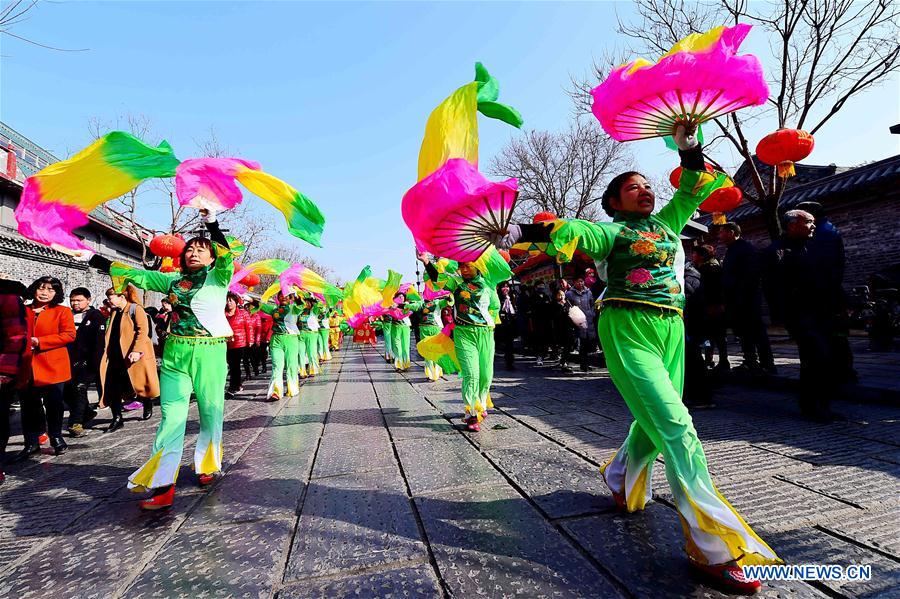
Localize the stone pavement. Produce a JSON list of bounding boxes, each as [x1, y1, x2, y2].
[[1, 342, 898, 598]]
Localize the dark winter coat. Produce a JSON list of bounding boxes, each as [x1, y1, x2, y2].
[[69, 307, 106, 384]]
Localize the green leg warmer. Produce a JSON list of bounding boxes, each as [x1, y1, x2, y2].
[[128, 336, 227, 490], [454, 325, 494, 421], [597, 306, 779, 567]]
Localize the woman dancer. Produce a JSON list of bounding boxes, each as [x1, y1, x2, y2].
[[381, 315, 394, 364], [409, 292, 451, 381], [390, 293, 412, 371], [298, 295, 320, 377], [259, 292, 300, 401], [498, 127, 779, 592], [418, 254, 504, 432], [87, 209, 233, 509]]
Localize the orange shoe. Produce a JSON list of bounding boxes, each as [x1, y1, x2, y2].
[[139, 485, 175, 511], [198, 473, 216, 487], [267, 392, 280, 403], [611, 488, 627, 511], [690, 560, 762, 594], [38, 433, 49, 445]]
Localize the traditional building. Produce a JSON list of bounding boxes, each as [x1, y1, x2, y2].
[[0, 122, 160, 303], [697, 153, 900, 288]]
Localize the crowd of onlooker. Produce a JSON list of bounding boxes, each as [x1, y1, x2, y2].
[[0, 279, 274, 486], [494, 201, 858, 423]]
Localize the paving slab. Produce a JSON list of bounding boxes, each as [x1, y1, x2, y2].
[[311, 428, 396, 479], [394, 435, 505, 495], [284, 468, 426, 581], [777, 459, 900, 509], [562, 504, 829, 599], [416, 484, 624, 598], [123, 519, 292, 598], [279, 564, 441, 598], [487, 443, 614, 518]]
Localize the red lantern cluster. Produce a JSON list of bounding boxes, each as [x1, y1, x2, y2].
[[532, 211, 557, 224], [756, 129, 814, 179]]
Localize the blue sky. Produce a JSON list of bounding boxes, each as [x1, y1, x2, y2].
[[3, 1, 898, 283]]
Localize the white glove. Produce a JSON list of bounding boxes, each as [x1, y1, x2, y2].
[[67, 248, 94, 262], [490, 224, 522, 250], [673, 124, 699, 151], [199, 208, 217, 224]]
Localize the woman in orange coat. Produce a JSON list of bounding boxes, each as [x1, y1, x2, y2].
[[16, 276, 75, 459], [100, 285, 160, 433]]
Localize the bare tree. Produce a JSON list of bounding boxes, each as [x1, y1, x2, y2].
[[571, 0, 900, 238], [1, 0, 88, 52], [490, 118, 632, 222]]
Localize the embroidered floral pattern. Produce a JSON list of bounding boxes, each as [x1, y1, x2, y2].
[[630, 240, 657, 256], [625, 268, 653, 287], [637, 230, 663, 241]]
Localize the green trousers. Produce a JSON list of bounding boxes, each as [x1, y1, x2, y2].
[[301, 331, 319, 376], [318, 328, 332, 361], [382, 321, 394, 361], [268, 333, 299, 398], [419, 324, 443, 380], [597, 306, 779, 567], [128, 336, 227, 490], [454, 325, 494, 421], [392, 323, 411, 370]]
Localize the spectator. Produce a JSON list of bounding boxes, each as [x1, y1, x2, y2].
[[515, 285, 532, 355], [247, 300, 262, 377], [0, 275, 28, 484], [256, 300, 273, 375], [796, 201, 855, 383], [225, 292, 251, 397], [764, 210, 845, 422], [16, 276, 76, 459], [566, 277, 597, 372], [692, 245, 728, 372], [154, 298, 175, 354], [64, 287, 105, 437], [530, 284, 552, 366], [496, 282, 517, 369], [719, 222, 776, 375], [550, 289, 575, 372], [683, 261, 713, 407], [100, 285, 159, 432]]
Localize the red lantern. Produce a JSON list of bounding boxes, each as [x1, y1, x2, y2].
[[669, 163, 715, 189], [149, 234, 185, 258], [150, 234, 185, 273], [498, 249, 511, 263], [699, 186, 743, 213], [532, 211, 557, 223], [241, 273, 261, 287], [756, 129, 814, 179]]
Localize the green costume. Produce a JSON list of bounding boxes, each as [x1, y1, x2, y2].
[[298, 304, 320, 376], [424, 250, 510, 422], [104, 221, 234, 491], [389, 306, 412, 371], [259, 302, 300, 398], [382, 318, 394, 362], [409, 296, 451, 380], [515, 157, 779, 568], [315, 303, 332, 362]]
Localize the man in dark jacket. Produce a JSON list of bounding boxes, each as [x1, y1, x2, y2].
[[764, 210, 845, 421], [0, 276, 28, 485], [692, 245, 728, 372], [64, 287, 105, 436], [795, 201, 855, 383], [683, 262, 713, 407], [719, 223, 776, 374]]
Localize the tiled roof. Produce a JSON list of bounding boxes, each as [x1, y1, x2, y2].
[[699, 154, 900, 225]]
